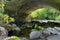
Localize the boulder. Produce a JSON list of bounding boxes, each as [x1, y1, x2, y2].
[[47, 35, 60, 40], [29, 31, 42, 39], [0, 26, 8, 40], [43, 27, 58, 35]]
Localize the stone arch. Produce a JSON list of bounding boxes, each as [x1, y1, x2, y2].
[[5, 0, 60, 21], [17, 4, 59, 21]]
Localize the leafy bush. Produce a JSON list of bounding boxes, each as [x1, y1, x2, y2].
[[55, 15, 60, 21], [30, 8, 47, 19], [34, 24, 44, 30], [3, 14, 15, 24], [0, 13, 15, 24], [29, 8, 60, 20], [47, 8, 60, 20], [0, 1, 15, 24]]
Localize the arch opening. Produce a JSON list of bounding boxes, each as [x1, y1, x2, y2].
[[27, 7, 60, 21]]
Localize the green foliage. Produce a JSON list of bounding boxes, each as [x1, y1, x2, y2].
[[3, 14, 15, 24], [0, 8, 4, 13], [30, 8, 48, 19], [0, 0, 5, 13], [55, 15, 60, 21], [47, 8, 60, 20], [30, 8, 60, 20], [0, 0, 15, 24], [34, 24, 44, 30], [0, 13, 15, 24], [5, 36, 20, 40]]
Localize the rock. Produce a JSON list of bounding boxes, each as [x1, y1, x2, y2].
[[44, 27, 60, 36], [41, 27, 60, 39], [47, 35, 60, 40], [21, 37, 29, 40], [33, 20, 60, 23], [43, 27, 58, 35], [29, 27, 60, 40], [54, 27, 60, 32], [29, 31, 42, 39], [54, 27, 60, 36], [43, 28, 51, 36], [0, 26, 8, 40]]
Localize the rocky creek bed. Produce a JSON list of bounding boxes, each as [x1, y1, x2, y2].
[[30, 27, 60, 40], [1, 26, 60, 40], [0, 20, 60, 40]]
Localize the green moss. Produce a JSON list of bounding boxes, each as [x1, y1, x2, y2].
[[5, 36, 20, 40]]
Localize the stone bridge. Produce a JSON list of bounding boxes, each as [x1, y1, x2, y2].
[[5, 0, 60, 21]]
